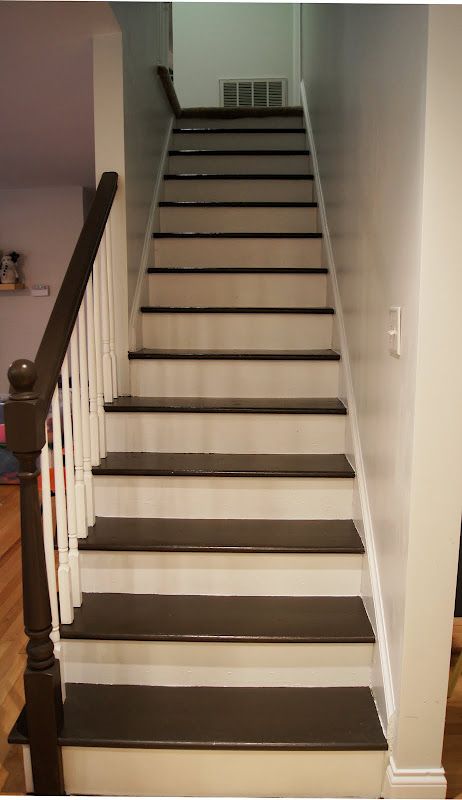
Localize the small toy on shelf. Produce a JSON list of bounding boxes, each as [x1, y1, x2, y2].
[[0, 251, 21, 284]]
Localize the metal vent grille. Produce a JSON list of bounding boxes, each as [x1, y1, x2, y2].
[[220, 79, 287, 108]]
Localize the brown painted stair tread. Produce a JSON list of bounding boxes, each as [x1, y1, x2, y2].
[[139, 306, 334, 314], [164, 173, 314, 180], [128, 348, 340, 360], [80, 517, 363, 553], [92, 452, 355, 478], [60, 594, 374, 643], [10, 684, 387, 750], [168, 149, 310, 156], [158, 201, 318, 207], [147, 267, 328, 273], [153, 232, 323, 238], [103, 396, 347, 414], [172, 127, 305, 133]]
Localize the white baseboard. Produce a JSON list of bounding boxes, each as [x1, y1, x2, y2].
[[129, 114, 174, 351], [300, 79, 395, 733], [382, 757, 447, 799]]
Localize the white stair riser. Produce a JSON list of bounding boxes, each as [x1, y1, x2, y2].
[[130, 359, 339, 398], [168, 154, 311, 175], [62, 747, 386, 797], [179, 117, 305, 129], [159, 206, 318, 233], [152, 237, 322, 267], [79, 551, 362, 596], [163, 178, 314, 202], [141, 313, 333, 350], [93, 476, 354, 519], [105, 412, 346, 455], [62, 639, 373, 687], [172, 132, 307, 150], [149, 272, 327, 307]]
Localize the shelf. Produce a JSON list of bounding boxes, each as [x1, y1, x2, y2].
[[0, 283, 25, 292]]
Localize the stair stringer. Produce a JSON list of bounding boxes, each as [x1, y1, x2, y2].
[[300, 79, 395, 743], [128, 114, 174, 351]]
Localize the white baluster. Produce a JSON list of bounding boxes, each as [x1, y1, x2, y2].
[[86, 276, 100, 466], [105, 214, 118, 397], [78, 304, 95, 526], [52, 386, 73, 624], [93, 254, 106, 458], [40, 425, 60, 647], [70, 328, 87, 538], [100, 232, 113, 402], [61, 354, 82, 607]]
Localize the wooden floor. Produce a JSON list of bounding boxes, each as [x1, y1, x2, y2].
[[0, 483, 461, 797], [0, 485, 26, 794]]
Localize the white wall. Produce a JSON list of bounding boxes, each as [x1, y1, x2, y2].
[[172, 3, 295, 107], [0, 1, 117, 189], [0, 188, 85, 393], [301, 5, 462, 796], [110, 3, 172, 309]]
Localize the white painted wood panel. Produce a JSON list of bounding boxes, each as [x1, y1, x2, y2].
[[159, 205, 318, 233], [62, 639, 373, 687], [168, 153, 311, 174], [130, 358, 339, 398], [172, 131, 307, 150], [62, 747, 386, 797], [94, 475, 353, 519], [141, 312, 333, 350], [163, 178, 314, 203], [105, 411, 346, 454], [79, 550, 362, 595], [152, 237, 322, 267], [178, 116, 305, 129], [148, 272, 327, 307]]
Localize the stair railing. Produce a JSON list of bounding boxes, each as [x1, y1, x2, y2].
[[5, 171, 118, 795]]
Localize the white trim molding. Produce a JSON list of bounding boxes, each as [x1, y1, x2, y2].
[[382, 756, 447, 799], [129, 114, 174, 351], [300, 79, 395, 733]]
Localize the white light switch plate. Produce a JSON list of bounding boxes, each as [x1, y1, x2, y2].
[[31, 284, 50, 296], [388, 306, 401, 357]]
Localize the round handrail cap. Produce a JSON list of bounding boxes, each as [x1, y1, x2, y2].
[[8, 359, 37, 393]]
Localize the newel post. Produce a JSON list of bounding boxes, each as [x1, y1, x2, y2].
[[5, 359, 65, 795]]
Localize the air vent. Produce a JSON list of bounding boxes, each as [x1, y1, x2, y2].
[[220, 79, 287, 109]]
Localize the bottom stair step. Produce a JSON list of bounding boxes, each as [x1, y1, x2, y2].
[[11, 685, 387, 796], [12, 684, 386, 751]]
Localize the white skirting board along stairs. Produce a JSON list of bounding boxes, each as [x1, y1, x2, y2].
[[11, 107, 390, 797]]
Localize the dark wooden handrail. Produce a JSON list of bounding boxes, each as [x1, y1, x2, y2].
[[157, 65, 182, 117], [4, 170, 118, 795], [5, 171, 118, 456]]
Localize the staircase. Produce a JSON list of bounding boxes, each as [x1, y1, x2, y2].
[[10, 111, 387, 796]]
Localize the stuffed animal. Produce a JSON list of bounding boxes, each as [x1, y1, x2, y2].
[[0, 252, 21, 284]]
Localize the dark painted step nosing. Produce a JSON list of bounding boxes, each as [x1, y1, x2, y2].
[[92, 452, 355, 479], [169, 149, 310, 156], [180, 107, 304, 119], [173, 128, 305, 133], [147, 267, 328, 274], [79, 518, 362, 554], [10, 684, 387, 751], [60, 594, 373, 644], [153, 232, 323, 239], [128, 348, 341, 361], [164, 173, 315, 181], [139, 306, 334, 315], [104, 397, 346, 415], [159, 201, 318, 208], [173, 127, 306, 134]]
